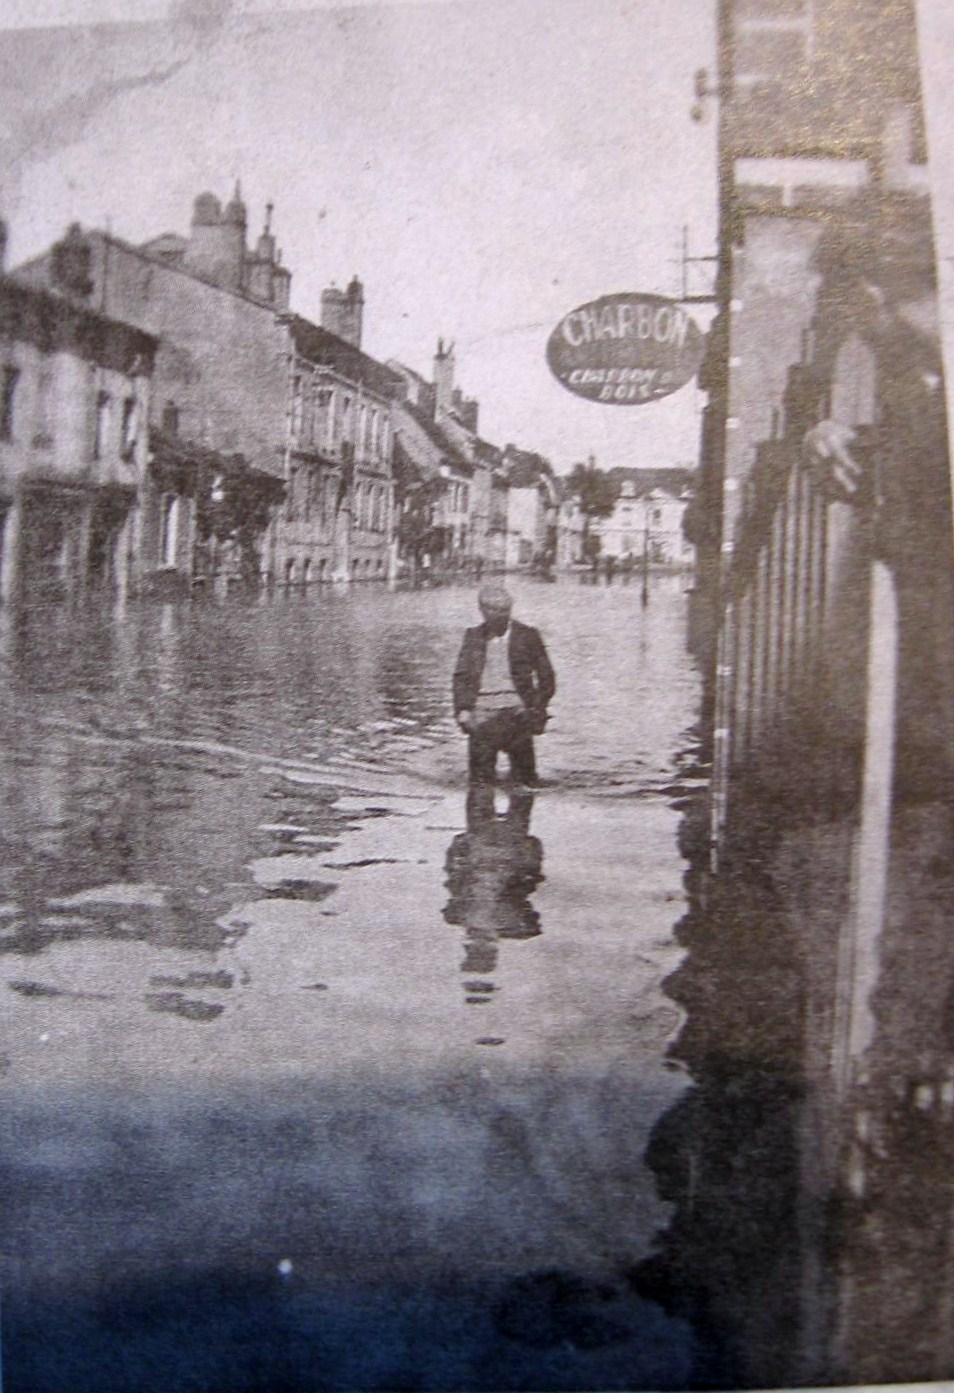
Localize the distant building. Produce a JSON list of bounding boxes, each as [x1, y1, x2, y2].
[[426, 340, 506, 567], [592, 468, 694, 568], [555, 490, 585, 568], [502, 445, 558, 569], [477, 438, 509, 571], [388, 343, 512, 575], [280, 311, 400, 585], [0, 270, 156, 604], [388, 358, 474, 575]]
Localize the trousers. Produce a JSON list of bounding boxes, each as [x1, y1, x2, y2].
[[468, 707, 537, 785]]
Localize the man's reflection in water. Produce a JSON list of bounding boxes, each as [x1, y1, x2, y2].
[[443, 784, 543, 1004]]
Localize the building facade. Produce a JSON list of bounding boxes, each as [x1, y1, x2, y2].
[[502, 446, 558, 570], [17, 193, 401, 588], [554, 491, 585, 568], [278, 313, 399, 585], [15, 193, 291, 587], [427, 341, 499, 567], [389, 346, 510, 576], [592, 470, 694, 567], [389, 359, 474, 577], [661, 2, 954, 1385], [0, 271, 156, 606]]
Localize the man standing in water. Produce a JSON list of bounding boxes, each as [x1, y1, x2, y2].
[[453, 583, 556, 786]]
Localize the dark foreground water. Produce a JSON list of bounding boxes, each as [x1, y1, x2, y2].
[[0, 576, 715, 1392]]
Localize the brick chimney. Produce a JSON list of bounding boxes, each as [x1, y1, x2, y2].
[[245, 202, 292, 307], [320, 275, 364, 347], [185, 185, 247, 291], [433, 337, 455, 415]]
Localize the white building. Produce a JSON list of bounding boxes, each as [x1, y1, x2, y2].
[[504, 455, 559, 570], [505, 486, 543, 568], [592, 471, 694, 569], [555, 493, 585, 567]]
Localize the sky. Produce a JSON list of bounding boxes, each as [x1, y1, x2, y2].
[[0, 0, 718, 475]]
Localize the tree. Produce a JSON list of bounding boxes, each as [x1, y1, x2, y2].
[[194, 453, 285, 586], [566, 459, 617, 558], [395, 476, 448, 578]]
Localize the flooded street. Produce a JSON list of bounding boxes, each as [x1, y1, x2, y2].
[[0, 576, 705, 1392]]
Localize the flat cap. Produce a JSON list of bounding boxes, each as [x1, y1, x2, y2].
[[477, 582, 513, 610]]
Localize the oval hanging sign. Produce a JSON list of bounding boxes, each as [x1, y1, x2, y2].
[[546, 293, 706, 405]]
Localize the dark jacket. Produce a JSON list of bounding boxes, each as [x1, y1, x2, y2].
[[453, 619, 556, 718]]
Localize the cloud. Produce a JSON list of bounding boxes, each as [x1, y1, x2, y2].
[[3, 57, 188, 168], [167, 0, 233, 44]]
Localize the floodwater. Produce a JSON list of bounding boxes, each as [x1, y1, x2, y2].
[[0, 575, 708, 1392]]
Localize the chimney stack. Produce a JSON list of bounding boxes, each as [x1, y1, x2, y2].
[[320, 275, 364, 347], [433, 337, 455, 416], [185, 186, 247, 291]]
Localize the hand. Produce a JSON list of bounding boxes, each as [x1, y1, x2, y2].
[[527, 708, 549, 735], [457, 710, 474, 732]]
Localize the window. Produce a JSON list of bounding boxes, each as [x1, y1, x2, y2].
[[368, 409, 378, 457], [162, 400, 180, 435], [324, 472, 337, 521], [1, 366, 20, 441], [291, 375, 303, 440], [286, 465, 299, 520], [316, 389, 333, 449], [357, 404, 367, 458], [160, 495, 179, 568], [121, 396, 138, 462], [302, 381, 316, 447], [35, 356, 55, 447], [93, 390, 111, 460], [306, 467, 323, 523]]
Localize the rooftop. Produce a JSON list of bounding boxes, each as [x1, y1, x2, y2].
[[607, 466, 694, 498], [291, 316, 402, 400]]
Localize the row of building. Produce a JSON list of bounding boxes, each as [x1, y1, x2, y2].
[[0, 188, 694, 605], [0, 191, 688, 606]]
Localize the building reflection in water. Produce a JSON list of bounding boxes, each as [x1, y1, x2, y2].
[[442, 785, 543, 1005], [634, 794, 954, 1390]]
